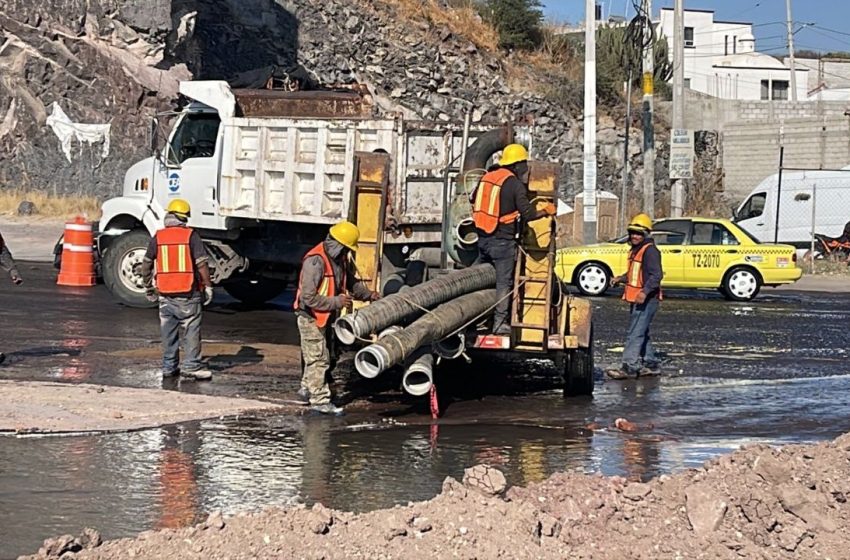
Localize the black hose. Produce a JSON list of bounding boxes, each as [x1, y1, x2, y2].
[[354, 289, 497, 378], [461, 127, 513, 174], [334, 265, 496, 345]]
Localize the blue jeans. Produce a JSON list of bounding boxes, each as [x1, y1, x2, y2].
[[621, 297, 659, 372], [159, 294, 203, 373]]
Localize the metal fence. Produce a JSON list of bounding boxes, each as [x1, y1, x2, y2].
[[735, 148, 850, 273]]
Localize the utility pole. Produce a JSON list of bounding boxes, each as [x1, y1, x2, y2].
[[670, 0, 685, 217], [641, 0, 655, 218], [785, 0, 797, 101], [582, 0, 598, 243]]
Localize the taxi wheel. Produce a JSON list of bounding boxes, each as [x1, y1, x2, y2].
[[575, 263, 610, 296], [722, 266, 762, 301]]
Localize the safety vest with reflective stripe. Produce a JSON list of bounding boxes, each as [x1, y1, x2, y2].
[[471, 168, 521, 234], [155, 227, 195, 295], [294, 242, 344, 328], [623, 243, 663, 303]]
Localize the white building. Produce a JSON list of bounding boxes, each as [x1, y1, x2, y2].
[[658, 7, 808, 101]]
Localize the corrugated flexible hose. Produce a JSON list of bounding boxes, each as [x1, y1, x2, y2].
[[334, 265, 496, 345], [354, 289, 497, 378]]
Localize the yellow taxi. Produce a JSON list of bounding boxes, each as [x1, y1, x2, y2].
[[556, 217, 802, 301]]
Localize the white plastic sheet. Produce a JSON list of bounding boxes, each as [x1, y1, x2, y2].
[[46, 102, 111, 163]]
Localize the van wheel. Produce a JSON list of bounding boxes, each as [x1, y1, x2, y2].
[[102, 230, 154, 308], [722, 267, 761, 301], [575, 263, 610, 296]]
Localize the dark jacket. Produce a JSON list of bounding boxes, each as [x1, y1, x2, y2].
[[474, 166, 540, 240], [630, 237, 663, 299], [298, 237, 372, 313]]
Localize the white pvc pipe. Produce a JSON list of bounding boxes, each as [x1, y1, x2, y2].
[[354, 345, 391, 379], [402, 353, 434, 397]]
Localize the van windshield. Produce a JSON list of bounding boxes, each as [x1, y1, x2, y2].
[[736, 192, 766, 221]]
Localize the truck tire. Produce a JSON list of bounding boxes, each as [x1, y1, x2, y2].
[[563, 327, 594, 397], [102, 230, 154, 308], [223, 277, 288, 305]]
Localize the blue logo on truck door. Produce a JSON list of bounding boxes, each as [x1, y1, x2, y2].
[[168, 173, 181, 194]]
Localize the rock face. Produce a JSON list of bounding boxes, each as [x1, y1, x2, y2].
[[1, 0, 674, 205]]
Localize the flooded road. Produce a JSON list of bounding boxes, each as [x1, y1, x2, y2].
[[2, 264, 850, 557]]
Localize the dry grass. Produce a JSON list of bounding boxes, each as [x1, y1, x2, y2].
[[381, 0, 499, 52], [0, 190, 102, 220]]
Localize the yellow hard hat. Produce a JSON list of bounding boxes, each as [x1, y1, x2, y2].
[[627, 213, 653, 234], [499, 144, 529, 166], [166, 198, 191, 218], [329, 220, 360, 250]]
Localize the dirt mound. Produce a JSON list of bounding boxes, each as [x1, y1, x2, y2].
[[22, 433, 850, 559]]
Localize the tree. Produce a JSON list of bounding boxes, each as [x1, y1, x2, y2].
[[481, 0, 544, 51]]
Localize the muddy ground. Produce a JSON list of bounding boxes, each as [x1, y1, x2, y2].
[[22, 432, 850, 560], [4, 260, 850, 558]]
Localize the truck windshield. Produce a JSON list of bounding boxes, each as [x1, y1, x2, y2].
[[169, 113, 220, 164]]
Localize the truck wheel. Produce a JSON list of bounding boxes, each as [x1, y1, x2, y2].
[[722, 266, 761, 301], [563, 327, 594, 397], [223, 277, 288, 305], [102, 230, 154, 308]]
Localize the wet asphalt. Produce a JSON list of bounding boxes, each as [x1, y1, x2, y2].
[[2, 263, 850, 558]]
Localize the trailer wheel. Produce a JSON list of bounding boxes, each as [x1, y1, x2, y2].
[[563, 327, 594, 397], [223, 277, 288, 305], [102, 230, 154, 308]]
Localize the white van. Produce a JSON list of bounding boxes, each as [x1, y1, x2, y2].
[[733, 166, 850, 249]]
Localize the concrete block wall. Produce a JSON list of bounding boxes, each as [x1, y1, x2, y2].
[[682, 90, 850, 200], [721, 117, 850, 198]]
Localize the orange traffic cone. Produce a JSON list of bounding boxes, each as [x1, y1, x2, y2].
[[57, 216, 96, 287]]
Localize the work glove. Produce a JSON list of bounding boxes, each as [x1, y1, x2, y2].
[[10, 271, 22, 285], [543, 202, 557, 216], [145, 287, 158, 303], [204, 286, 215, 306]]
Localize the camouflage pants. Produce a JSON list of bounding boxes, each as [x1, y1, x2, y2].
[[298, 314, 331, 405]]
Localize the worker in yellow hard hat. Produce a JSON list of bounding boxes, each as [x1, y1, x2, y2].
[[293, 221, 379, 414], [607, 213, 665, 380], [470, 143, 556, 335], [141, 198, 215, 381]]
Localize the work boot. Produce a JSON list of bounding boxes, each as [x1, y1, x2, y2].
[[295, 387, 310, 405], [310, 402, 344, 415], [606, 368, 634, 380], [161, 368, 179, 378], [182, 369, 212, 381], [638, 365, 661, 377]]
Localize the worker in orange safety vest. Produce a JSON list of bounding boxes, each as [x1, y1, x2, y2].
[[141, 199, 215, 381], [607, 213, 665, 379], [294, 221, 379, 415], [470, 143, 555, 334]]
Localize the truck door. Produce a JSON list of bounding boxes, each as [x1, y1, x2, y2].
[[155, 111, 225, 230]]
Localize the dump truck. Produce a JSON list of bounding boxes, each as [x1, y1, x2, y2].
[[96, 80, 594, 397]]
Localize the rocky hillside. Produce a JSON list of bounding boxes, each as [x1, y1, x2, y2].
[[0, 0, 659, 202]]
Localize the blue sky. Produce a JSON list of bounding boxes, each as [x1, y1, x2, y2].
[[542, 0, 850, 54]]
